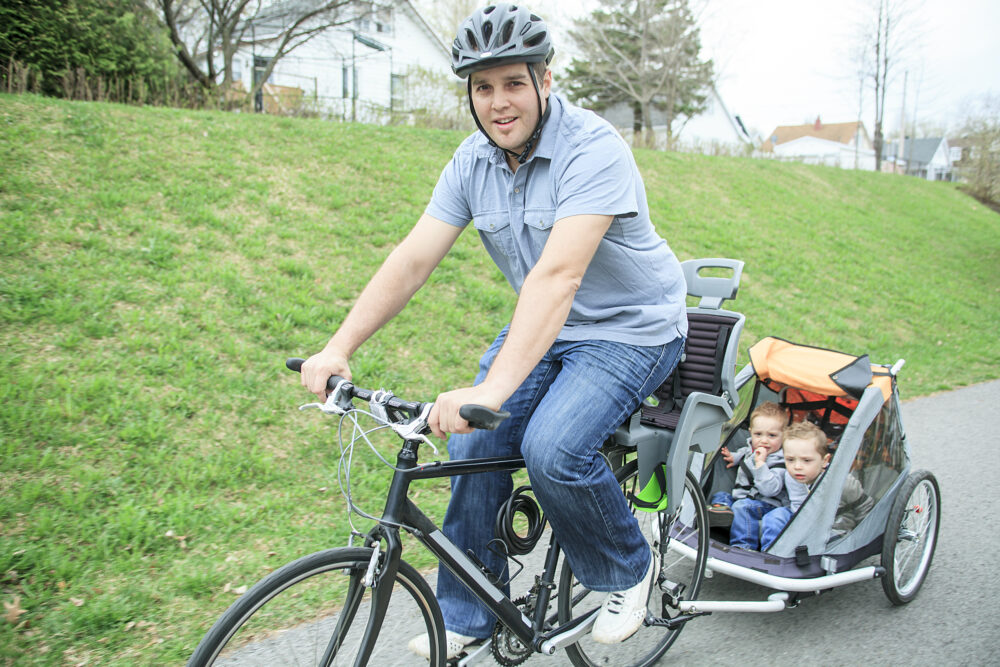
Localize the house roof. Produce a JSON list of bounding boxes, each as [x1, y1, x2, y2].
[[761, 118, 867, 152], [881, 137, 946, 164]]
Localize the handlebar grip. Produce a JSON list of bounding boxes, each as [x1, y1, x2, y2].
[[459, 404, 510, 431], [287, 357, 508, 430], [285, 358, 348, 392]]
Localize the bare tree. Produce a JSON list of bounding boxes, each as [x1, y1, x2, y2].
[[409, 0, 479, 46], [565, 0, 713, 149], [154, 0, 364, 103], [854, 0, 923, 171], [956, 94, 1000, 207]]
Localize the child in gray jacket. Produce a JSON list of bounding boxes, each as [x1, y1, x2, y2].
[[709, 402, 788, 550]]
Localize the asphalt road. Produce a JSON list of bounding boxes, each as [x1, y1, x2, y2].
[[461, 379, 1000, 666]]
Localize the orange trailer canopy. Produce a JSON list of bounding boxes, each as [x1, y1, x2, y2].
[[748, 337, 893, 403]]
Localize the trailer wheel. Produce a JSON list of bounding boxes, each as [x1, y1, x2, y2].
[[881, 470, 940, 605]]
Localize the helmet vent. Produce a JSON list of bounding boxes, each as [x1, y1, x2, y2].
[[500, 19, 515, 45], [465, 29, 479, 51], [484, 5, 496, 14], [523, 30, 546, 48], [482, 21, 493, 46]]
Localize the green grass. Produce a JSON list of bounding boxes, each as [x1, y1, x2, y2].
[[1, 93, 998, 664]]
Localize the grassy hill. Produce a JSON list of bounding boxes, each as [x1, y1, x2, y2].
[[1, 93, 997, 664]]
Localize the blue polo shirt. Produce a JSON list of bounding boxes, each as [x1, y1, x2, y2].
[[425, 93, 687, 346]]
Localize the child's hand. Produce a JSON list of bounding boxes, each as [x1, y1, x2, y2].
[[753, 446, 768, 467], [721, 446, 735, 468]]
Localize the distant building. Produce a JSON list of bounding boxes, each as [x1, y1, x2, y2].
[[590, 85, 753, 153], [222, 1, 452, 121], [761, 117, 876, 170], [881, 137, 955, 181]]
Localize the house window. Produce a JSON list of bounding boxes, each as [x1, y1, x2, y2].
[[391, 74, 406, 110], [376, 5, 393, 34], [355, 2, 393, 35], [949, 146, 962, 162], [253, 56, 272, 85]]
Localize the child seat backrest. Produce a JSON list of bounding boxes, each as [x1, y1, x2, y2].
[[641, 259, 745, 430]]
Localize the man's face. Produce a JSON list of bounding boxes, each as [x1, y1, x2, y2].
[[469, 62, 552, 156]]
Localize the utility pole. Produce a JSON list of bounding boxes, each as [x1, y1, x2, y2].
[[897, 70, 907, 174]]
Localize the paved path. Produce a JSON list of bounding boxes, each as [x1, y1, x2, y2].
[[316, 380, 1000, 665]]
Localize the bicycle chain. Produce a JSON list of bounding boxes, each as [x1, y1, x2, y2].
[[489, 595, 534, 666]]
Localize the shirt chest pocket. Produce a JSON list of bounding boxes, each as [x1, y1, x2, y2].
[[472, 212, 516, 258], [523, 207, 556, 256]]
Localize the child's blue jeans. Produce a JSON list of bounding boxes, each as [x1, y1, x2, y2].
[[760, 506, 793, 550], [730, 498, 783, 550]]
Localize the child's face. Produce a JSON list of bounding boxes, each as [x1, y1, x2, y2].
[[749, 415, 785, 455], [783, 437, 831, 485]]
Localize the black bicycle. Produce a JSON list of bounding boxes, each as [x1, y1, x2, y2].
[[187, 361, 710, 667]]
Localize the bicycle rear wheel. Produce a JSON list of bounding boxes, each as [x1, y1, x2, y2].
[[557, 462, 708, 667], [187, 547, 446, 667]]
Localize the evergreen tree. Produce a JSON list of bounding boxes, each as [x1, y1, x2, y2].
[[564, 0, 713, 148], [0, 0, 178, 98]]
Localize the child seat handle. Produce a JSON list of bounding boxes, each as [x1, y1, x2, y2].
[[681, 258, 744, 310]]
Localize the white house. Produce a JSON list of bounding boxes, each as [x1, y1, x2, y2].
[[881, 137, 954, 181], [590, 85, 754, 153], [227, 1, 453, 121], [761, 118, 876, 171]]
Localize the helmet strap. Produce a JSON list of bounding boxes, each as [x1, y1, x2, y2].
[[467, 64, 551, 166]]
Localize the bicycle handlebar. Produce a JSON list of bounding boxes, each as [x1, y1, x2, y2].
[[285, 358, 509, 431]]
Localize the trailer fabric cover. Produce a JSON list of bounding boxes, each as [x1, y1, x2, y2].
[[749, 337, 893, 403]]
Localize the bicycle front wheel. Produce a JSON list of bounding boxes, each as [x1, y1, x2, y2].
[[558, 463, 709, 667], [188, 547, 446, 667]]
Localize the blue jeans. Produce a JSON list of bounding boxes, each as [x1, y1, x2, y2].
[[436, 328, 685, 637], [730, 498, 782, 550], [760, 506, 792, 550], [710, 491, 734, 507]]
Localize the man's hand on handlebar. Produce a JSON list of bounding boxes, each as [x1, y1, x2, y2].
[[429, 385, 505, 440], [301, 346, 352, 400]]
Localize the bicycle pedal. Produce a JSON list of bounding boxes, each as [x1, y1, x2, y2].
[[452, 638, 491, 666]]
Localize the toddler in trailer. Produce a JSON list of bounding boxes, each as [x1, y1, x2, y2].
[[708, 402, 788, 550], [761, 421, 874, 548]]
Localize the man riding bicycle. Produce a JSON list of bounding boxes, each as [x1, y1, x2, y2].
[[301, 3, 688, 659]]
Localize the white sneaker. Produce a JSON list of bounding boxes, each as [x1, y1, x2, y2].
[[407, 630, 478, 660], [591, 548, 659, 644]]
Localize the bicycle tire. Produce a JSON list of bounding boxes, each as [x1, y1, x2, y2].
[[557, 462, 709, 667], [187, 547, 446, 667], [880, 469, 940, 605]]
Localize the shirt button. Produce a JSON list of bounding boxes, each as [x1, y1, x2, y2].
[[514, 187, 520, 193], [490, 224, 495, 229]]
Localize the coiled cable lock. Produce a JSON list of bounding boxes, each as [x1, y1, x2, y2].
[[494, 485, 546, 556]]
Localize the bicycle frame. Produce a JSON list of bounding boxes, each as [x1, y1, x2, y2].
[[354, 435, 599, 662]]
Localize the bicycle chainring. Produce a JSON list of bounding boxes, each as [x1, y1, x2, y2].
[[489, 596, 534, 666]]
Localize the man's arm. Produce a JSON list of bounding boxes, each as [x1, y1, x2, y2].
[[301, 214, 464, 398], [430, 213, 613, 437]]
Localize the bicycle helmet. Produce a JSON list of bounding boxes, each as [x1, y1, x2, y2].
[[453, 4, 555, 164], [451, 4, 553, 78]]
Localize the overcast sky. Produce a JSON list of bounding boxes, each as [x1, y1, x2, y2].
[[543, 0, 1000, 137]]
